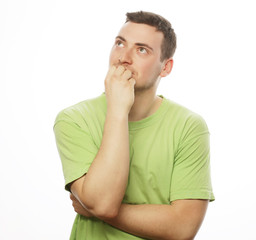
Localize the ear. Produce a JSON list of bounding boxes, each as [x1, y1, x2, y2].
[[160, 58, 174, 77]]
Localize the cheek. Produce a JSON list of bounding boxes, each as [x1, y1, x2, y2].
[[109, 48, 119, 65], [140, 61, 161, 77], [109, 52, 114, 65]]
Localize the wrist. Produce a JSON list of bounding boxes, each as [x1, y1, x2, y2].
[[106, 107, 129, 122]]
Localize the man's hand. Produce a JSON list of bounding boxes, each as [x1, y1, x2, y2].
[[105, 65, 136, 116], [70, 194, 93, 218]]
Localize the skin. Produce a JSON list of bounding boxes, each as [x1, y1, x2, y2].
[[69, 22, 209, 240], [109, 22, 173, 121]]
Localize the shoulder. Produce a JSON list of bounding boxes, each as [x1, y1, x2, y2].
[[164, 97, 206, 122], [162, 97, 209, 137], [54, 94, 107, 127]]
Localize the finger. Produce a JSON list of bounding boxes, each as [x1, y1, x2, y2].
[[122, 69, 132, 80], [115, 65, 125, 75], [108, 65, 116, 76], [129, 78, 136, 86], [105, 65, 116, 83]]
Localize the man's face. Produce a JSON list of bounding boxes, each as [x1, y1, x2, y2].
[[109, 22, 165, 91]]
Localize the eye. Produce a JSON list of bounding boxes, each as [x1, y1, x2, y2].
[[116, 40, 124, 48], [138, 47, 148, 54]]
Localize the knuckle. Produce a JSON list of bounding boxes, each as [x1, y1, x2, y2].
[[126, 69, 132, 75], [118, 65, 124, 71]]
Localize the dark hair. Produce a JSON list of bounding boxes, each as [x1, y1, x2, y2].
[[126, 11, 176, 62]]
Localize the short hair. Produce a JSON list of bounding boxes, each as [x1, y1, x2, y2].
[[126, 11, 176, 62]]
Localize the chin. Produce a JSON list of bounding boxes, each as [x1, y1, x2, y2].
[[134, 84, 154, 93]]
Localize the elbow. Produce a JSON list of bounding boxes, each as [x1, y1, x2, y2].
[[78, 182, 121, 219], [95, 206, 119, 220], [88, 203, 119, 220], [82, 197, 119, 220], [71, 177, 120, 219]]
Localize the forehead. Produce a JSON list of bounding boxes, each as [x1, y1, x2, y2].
[[117, 22, 164, 51]]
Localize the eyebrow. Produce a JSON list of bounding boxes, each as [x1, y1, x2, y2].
[[116, 36, 154, 52]]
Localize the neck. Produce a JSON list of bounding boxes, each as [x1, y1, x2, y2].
[[128, 87, 163, 122]]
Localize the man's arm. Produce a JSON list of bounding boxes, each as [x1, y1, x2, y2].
[[106, 200, 208, 240], [70, 195, 208, 240], [70, 65, 136, 219]]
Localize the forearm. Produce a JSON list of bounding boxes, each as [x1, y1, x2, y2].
[[105, 201, 208, 240], [72, 111, 130, 218], [105, 204, 180, 240]]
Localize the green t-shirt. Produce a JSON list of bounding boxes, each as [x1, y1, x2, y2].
[[54, 94, 215, 239]]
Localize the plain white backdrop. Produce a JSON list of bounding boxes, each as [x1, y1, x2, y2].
[[1, 0, 255, 239]]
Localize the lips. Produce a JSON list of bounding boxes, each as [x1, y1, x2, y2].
[[112, 62, 137, 78]]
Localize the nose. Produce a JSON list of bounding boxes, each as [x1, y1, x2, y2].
[[119, 48, 133, 65]]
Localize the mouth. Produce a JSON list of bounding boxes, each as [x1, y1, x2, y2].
[[124, 66, 136, 77], [113, 63, 137, 78]]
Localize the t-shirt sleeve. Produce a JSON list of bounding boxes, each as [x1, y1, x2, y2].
[[170, 114, 215, 202], [53, 112, 98, 191]]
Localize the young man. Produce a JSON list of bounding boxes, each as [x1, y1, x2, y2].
[[54, 11, 214, 240]]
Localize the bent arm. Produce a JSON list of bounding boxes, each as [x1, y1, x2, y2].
[[71, 112, 130, 219], [70, 66, 135, 219]]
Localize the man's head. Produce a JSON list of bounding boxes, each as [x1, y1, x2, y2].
[[126, 11, 176, 62], [109, 11, 176, 92]]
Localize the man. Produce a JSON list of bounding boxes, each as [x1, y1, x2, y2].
[[54, 11, 214, 240]]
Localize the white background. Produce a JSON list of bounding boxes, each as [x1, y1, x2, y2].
[[1, 0, 255, 239]]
